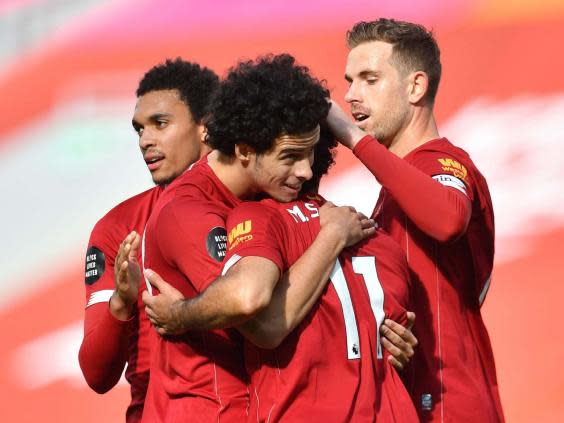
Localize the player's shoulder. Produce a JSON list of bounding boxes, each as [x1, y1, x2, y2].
[[229, 199, 281, 222], [171, 156, 215, 194], [92, 186, 162, 234], [411, 138, 478, 169], [154, 191, 227, 242]]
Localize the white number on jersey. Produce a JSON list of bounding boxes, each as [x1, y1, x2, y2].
[[329, 256, 385, 360]]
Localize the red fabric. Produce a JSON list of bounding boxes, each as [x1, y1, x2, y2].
[[142, 158, 248, 423], [357, 137, 504, 422], [354, 136, 472, 242], [79, 186, 162, 423], [224, 195, 418, 422]]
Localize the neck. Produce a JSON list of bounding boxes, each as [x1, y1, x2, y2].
[[207, 150, 253, 199], [388, 105, 440, 158]]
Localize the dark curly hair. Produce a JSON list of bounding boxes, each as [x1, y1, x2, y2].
[[347, 18, 441, 104], [300, 123, 338, 194], [136, 58, 219, 123], [205, 54, 330, 155]]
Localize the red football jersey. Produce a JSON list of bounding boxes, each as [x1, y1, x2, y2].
[[223, 196, 418, 422], [357, 137, 503, 422], [79, 185, 163, 423], [142, 158, 248, 423]]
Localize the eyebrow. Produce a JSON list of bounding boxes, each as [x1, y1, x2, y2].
[[132, 112, 172, 127], [278, 146, 315, 157], [149, 112, 172, 120]]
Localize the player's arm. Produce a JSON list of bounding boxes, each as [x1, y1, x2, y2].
[[143, 256, 279, 333], [236, 202, 375, 348], [142, 203, 375, 346], [327, 100, 471, 243], [78, 226, 139, 393]]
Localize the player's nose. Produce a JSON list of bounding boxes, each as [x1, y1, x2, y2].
[[345, 81, 360, 104], [139, 129, 157, 150], [294, 157, 313, 181]]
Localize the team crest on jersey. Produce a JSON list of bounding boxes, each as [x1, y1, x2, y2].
[[228, 220, 253, 250], [84, 246, 105, 285], [437, 158, 468, 180], [206, 226, 228, 262]]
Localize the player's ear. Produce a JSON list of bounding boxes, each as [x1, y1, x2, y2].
[[235, 143, 255, 166], [197, 123, 206, 143], [407, 70, 428, 105]]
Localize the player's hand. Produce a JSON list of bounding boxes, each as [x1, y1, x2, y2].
[[142, 269, 187, 336], [380, 311, 418, 371], [326, 99, 366, 150], [319, 202, 376, 247], [111, 231, 142, 320]]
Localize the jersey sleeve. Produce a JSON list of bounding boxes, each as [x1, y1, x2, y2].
[[78, 217, 131, 393], [154, 200, 228, 292], [222, 202, 287, 275], [409, 148, 476, 202], [353, 136, 472, 243]]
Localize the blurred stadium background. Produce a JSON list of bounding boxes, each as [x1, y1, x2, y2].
[[1, 0, 563, 421]]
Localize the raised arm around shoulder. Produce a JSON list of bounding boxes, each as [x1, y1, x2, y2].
[[238, 203, 376, 349], [327, 100, 471, 242], [143, 256, 280, 335], [353, 138, 472, 242]]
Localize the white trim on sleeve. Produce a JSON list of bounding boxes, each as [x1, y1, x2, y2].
[[86, 289, 114, 308], [222, 254, 242, 276]]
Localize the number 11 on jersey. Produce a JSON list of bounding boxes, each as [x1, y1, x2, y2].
[[329, 256, 385, 360]]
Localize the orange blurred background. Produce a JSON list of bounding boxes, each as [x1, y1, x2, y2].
[[1, 0, 563, 421]]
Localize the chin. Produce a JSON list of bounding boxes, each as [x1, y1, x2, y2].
[[152, 173, 174, 186], [272, 193, 296, 203]]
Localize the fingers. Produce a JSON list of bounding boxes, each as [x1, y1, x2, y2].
[[116, 259, 129, 285], [124, 231, 137, 244], [360, 217, 376, 230], [144, 304, 158, 321], [380, 337, 407, 370], [380, 318, 416, 372], [129, 232, 141, 260], [380, 322, 414, 357], [387, 354, 405, 371], [385, 318, 418, 348], [406, 311, 416, 331], [357, 211, 369, 220], [144, 269, 164, 291], [361, 226, 376, 239]]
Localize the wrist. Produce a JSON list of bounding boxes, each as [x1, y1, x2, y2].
[[346, 127, 367, 150], [109, 291, 135, 321], [170, 299, 189, 333], [317, 224, 347, 254], [338, 125, 367, 150]]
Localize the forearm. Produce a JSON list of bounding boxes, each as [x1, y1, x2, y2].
[[238, 228, 345, 348], [354, 136, 471, 242], [78, 304, 130, 393], [173, 280, 259, 331]]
